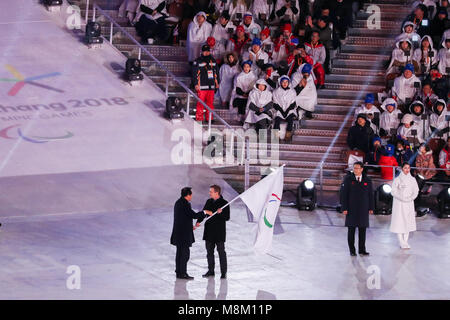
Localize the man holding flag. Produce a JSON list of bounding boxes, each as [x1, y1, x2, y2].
[[195, 185, 230, 279]]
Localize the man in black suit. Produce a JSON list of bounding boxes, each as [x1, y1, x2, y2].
[[341, 162, 374, 256], [170, 187, 212, 280], [195, 185, 230, 279]]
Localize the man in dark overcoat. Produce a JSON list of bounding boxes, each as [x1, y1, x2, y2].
[[171, 187, 212, 279], [341, 161, 374, 256], [195, 185, 230, 279]]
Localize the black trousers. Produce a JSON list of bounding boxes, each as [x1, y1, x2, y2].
[[135, 15, 168, 42], [273, 114, 296, 131], [233, 98, 248, 115], [347, 227, 366, 253], [175, 245, 190, 276], [205, 241, 227, 274]]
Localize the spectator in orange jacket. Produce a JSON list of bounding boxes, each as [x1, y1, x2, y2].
[[379, 144, 399, 180]]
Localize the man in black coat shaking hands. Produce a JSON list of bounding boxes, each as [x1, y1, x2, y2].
[[171, 187, 212, 280], [195, 185, 230, 279], [341, 162, 374, 256]]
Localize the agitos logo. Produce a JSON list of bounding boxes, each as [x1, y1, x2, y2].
[[0, 65, 63, 96], [0, 124, 74, 143]]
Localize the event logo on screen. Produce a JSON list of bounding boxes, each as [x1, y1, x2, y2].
[[0, 65, 64, 96]]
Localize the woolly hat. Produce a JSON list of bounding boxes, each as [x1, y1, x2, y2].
[[244, 11, 252, 18], [236, 25, 245, 33], [301, 63, 312, 74], [385, 144, 395, 156], [252, 37, 262, 46], [241, 60, 252, 68], [372, 136, 382, 145], [404, 63, 414, 73], [260, 27, 270, 38], [402, 113, 414, 124], [207, 37, 215, 47], [279, 75, 290, 84], [282, 23, 292, 33], [365, 93, 375, 104]]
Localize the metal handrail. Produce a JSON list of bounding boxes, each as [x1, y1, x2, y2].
[[88, 2, 251, 189]]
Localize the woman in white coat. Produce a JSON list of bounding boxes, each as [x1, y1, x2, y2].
[[244, 78, 273, 132], [390, 162, 419, 249], [186, 12, 212, 62], [219, 52, 240, 108], [291, 63, 317, 119]]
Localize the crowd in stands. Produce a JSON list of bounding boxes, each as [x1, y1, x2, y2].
[[346, 0, 450, 185], [119, 0, 365, 142]]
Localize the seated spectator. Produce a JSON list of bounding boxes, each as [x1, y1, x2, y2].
[[430, 8, 449, 46], [354, 94, 381, 135], [329, 0, 352, 39], [212, 0, 231, 17], [397, 113, 424, 144], [272, 76, 298, 142], [187, 11, 213, 62], [272, 23, 297, 64], [211, 12, 235, 55], [261, 63, 280, 90], [415, 143, 436, 192], [425, 67, 449, 99], [287, 43, 314, 76], [438, 37, 450, 76], [231, 60, 258, 123], [241, 12, 261, 39], [206, 37, 225, 65], [347, 113, 375, 154], [430, 99, 449, 137], [403, 4, 431, 38], [134, 0, 169, 44], [392, 63, 421, 111], [259, 27, 274, 59], [219, 52, 240, 108], [119, 0, 139, 25], [242, 37, 269, 76], [409, 100, 430, 139], [379, 144, 398, 180], [314, 16, 338, 73], [386, 39, 413, 82], [411, 0, 436, 18], [380, 98, 402, 137], [439, 136, 450, 176], [228, 0, 251, 22], [395, 21, 420, 44], [395, 139, 414, 167], [412, 35, 439, 77], [415, 81, 438, 110], [365, 136, 386, 171], [250, 0, 273, 26], [244, 79, 273, 132], [226, 25, 251, 58], [292, 63, 317, 119], [192, 45, 219, 122], [274, 0, 300, 25], [305, 31, 326, 89], [437, 0, 450, 16]]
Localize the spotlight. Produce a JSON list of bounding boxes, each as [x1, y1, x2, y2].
[[165, 96, 184, 119], [85, 21, 103, 45], [374, 183, 393, 215], [437, 187, 450, 218], [297, 179, 316, 211], [125, 58, 144, 82]]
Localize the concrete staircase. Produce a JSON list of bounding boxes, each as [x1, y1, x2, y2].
[[68, 0, 413, 193]]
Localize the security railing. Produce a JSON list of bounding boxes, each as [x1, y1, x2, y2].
[[85, 1, 251, 190]]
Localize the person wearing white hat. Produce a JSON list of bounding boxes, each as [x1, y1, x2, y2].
[[244, 79, 273, 131], [186, 11, 212, 62], [397, 113, 424, 144], [272, 75, 298, 142], [379, 98, 401, 137]]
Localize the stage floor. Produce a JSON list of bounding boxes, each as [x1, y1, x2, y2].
[[1, 203, 449, 300]]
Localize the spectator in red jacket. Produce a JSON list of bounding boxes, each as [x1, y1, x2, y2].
[[379, 144, 399, 180]]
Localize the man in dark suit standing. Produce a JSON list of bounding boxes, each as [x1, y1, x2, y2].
[[171, 187, 212, 280], [195, 185, 230, 279], [341, 161, 374, 256]]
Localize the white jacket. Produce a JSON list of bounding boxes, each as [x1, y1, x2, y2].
[[231, 70, 258, 102], [397, 123, 424, 143], [354, 104, 381, 133], [134, 0, 167, 22], [211, 21, 235, 49], [305, 42, 326, 65], [438, 42, 450, 76], [212, 0, 231, 14], [291, 70, 317, 112], [219, 59, 240, 104], [228, 1, 249, 21], [430, 99, 449, 139], [386, 39, 413, 75], [242, 47, 269, 76], [272, 78, 298, 120], [380, 98, 401, 136], [392, 74, 421, 104], [186, 12, 212, 61], [412, 36, 439, 74], [274, 0, 300, 24], [389, 172, 419, 234], [251, 0, 273, 20], [242, 20, 261, 40], [245, 79, 273, 124]]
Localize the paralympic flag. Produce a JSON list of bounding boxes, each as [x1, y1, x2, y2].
[[240, 166, 284, 254]]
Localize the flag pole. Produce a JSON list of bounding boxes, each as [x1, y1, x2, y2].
[[195, 164, 285, 228]]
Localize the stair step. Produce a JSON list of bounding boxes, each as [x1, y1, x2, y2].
[[347, 28, 395, 37], [340, 44, 394, 55], [325, 74, 384, 85], [346, 36, 396, 46], [330, 67, 386, 77]]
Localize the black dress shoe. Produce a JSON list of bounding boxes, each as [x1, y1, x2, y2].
[[221, 273, 226, 279], [350, 252, 357, 256], [177, 274, 194, 280], [359, 251, 370, 256], [202, 271, 215, 278]]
